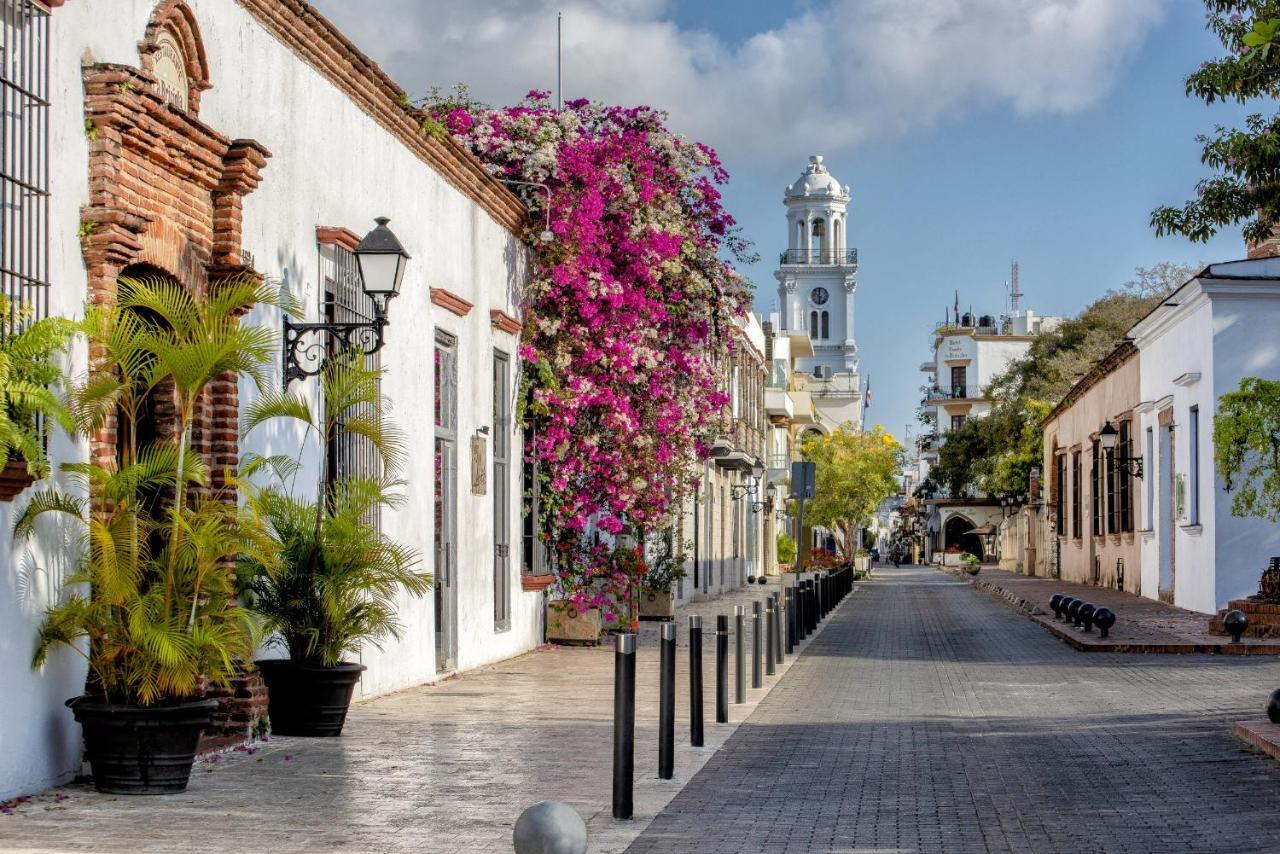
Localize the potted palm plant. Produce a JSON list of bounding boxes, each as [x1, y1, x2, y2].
[[25, 276, 279, 794], [238, 354, 429, 737]]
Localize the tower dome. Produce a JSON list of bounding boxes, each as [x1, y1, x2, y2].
[[785, 155, 850, 201]]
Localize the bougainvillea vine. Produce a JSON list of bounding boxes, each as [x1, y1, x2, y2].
[[428, 90, 753, 611]]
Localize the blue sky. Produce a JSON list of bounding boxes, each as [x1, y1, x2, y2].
[[314, 0, 1253, 443], [712, 1, 1251, 441]]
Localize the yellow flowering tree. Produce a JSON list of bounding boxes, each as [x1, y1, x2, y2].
[[800, 426, 903, 561]]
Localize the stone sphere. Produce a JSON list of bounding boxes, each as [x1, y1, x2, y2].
[[1093, 607, 1116, 631], [1058, 597, 1076, 621], [1049, 594, 1064, 618], [1065, 598, 1083, 623], [1224, 609, 1250, 643], [1267, 688, 1280, 725], [747, 575, 756, 584], [758, 576, 769, 585], [1078, 603, 1097, 632], [513, 801, 588, 854]]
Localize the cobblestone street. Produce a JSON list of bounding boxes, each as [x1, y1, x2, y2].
[[7, 566, 1280, 853], [628, 565, 1280, 853]]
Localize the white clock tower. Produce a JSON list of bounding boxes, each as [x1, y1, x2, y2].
[[774, 155, 862, 431]]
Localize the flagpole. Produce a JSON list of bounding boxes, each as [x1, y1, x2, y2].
[[556, 12, 563, 112]]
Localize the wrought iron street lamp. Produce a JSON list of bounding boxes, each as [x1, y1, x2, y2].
[[1099, 421, 1144, 479], [282, 217, 411, 385]]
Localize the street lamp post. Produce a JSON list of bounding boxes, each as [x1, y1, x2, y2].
[[281, 217, 411, 386]]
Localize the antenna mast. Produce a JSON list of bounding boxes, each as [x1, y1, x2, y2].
[[1010, 260, 1021, 315]]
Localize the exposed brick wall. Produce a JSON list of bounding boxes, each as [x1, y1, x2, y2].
[[78, 3, 270, 750]]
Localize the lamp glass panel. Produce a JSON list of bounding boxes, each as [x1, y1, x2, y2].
[[357, 252, 403, 298]]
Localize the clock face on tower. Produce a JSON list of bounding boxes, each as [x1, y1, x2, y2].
[[810, 287, 829, 306]]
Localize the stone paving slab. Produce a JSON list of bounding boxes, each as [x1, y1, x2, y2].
[[0, 578, 848, 854], [627, 565, 1280, 854], [958, 565, 1280, 654]]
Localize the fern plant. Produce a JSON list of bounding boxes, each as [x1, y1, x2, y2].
[[0, 296, 74, 475], [238, 354, 429, 667], [26, 276, 281, 706]]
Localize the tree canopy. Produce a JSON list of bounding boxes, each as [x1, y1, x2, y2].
[[801, 426, 902, 561], [920, 264, 1196, 500], [1152, 2, 1280, 245]]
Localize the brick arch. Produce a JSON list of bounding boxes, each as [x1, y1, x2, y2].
[[139, 0, 211, 113]]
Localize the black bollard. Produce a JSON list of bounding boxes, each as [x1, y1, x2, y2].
[[765, 597, 777, 676], [734, 605, 746, 704], [689, 615, 704, 747], [806, 580, 817, 633], [658, 623, 675, 780], [612, 632, 636, 820], [796, 582, 807, 641], [785, 587, 796, 653], [774, 592, 785, 663], [752, 601, 763, 689], [715, 614, 729, 723]]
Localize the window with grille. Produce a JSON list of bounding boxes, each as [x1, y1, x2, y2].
[[1071, 450, 1082, 539], [320, 241, 381, 527], [1, 1, 50, 332], [1054, 453, 1066, 536], [1091, 440, 1102, 537], [1118, 420, 1133, 533]]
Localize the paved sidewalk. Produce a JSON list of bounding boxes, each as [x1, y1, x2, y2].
[[961, 565, 1280, 653], [628, 565, 1280, 854], [0, 579, 845, 854]]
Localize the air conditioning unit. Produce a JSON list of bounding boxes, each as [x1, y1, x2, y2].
[[813, 366, 830, 379]]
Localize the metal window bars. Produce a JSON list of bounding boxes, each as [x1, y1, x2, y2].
[[0, 0, 50, 334]]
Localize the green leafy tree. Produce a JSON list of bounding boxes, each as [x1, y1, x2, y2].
[[1152, 2, 1280, 245], [801, 427, 903, 561], [922, 265, 1194, 499], [1215, 377, 1280, 519]]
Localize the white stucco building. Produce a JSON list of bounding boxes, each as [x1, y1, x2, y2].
[[918, 304, 1062, 560], [1130, 257, 1280, 613], [1, 0, 547, 799], [774, 156, 862, 432]]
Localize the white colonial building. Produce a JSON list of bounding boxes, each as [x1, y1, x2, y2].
[[1131, 257, 1280, 613], [774, 156, 863, 432], [918, 305, 1062, 560], [2, 0, 547, 799]]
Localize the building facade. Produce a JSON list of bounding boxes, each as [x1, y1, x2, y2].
[[2, 0, 546, 799], [918, 308, 1062, 560], [774, 156, 862, 432], [1130, 258, 1280, 614], [1041, 343, 1142, 592], [669, 314, 770, 601]]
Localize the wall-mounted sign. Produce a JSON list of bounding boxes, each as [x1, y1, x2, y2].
[[470, 436, 487, 495], [942, 338, 970, 361]]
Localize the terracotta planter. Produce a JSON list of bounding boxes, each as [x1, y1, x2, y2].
[[547, 602, 602, 644], [638, 589, 675, 620], [0, 459, 36, 501]]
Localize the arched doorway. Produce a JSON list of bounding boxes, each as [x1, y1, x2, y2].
[[944, 514, 984, 559]]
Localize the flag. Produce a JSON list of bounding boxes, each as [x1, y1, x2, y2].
[[864, 376, 872, 409]]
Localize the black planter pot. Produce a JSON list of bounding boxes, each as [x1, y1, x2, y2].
[[67, 696, 218, 795], [257, 659, 366, 737]]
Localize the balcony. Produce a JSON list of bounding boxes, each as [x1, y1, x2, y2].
[[764, 386, 794, 418], [778, 248, 858, 267], [789, 389, 815, 424], [925, 385, 972, 401]]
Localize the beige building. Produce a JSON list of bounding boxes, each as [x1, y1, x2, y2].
[[1041, 343, 1142, 592]]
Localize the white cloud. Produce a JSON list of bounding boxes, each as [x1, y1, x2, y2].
[[309, 0, 1166, 163]]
